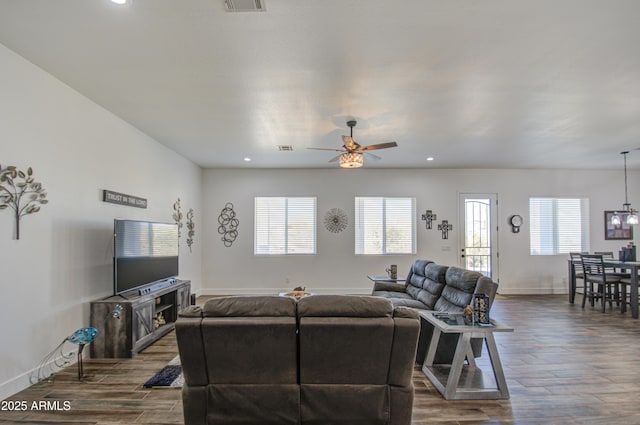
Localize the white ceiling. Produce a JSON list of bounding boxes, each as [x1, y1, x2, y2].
[[0, 0, 639, 169]]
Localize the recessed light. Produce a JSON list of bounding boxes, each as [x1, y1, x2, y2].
[[110, 0, 127, 4], [243, 157, 252, 162], [426, 157, 434, 161]]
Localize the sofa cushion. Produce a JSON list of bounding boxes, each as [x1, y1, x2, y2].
[[203, 295, 296, 317], [372, 291, 414, 301], [406, 259, 432, 290], [434, 266, 482, 311], [393, 306, 420, 320], [414, 263, 448, 309], [424, 262, 448, 283], [386, 297, 430, 310], [298, 295, 393, 318], [179, 305, 203, 317]]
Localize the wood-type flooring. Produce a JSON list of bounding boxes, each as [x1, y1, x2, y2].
[[2, 294, 640, 424]]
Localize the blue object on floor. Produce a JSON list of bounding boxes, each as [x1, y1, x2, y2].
[[143, 365, 183, 387]]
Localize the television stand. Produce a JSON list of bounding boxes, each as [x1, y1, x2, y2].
[[89, 279, 191, 358]]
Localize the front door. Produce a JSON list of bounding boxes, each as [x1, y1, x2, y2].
[[458, 193, 499, 280]]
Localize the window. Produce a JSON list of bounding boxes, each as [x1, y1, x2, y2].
[[355, 197, 416, 255], [254, 197, 316, 255], [529, 197, 590, 255]]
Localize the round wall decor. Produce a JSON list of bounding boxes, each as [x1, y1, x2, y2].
[[324, 208, 348, 233]]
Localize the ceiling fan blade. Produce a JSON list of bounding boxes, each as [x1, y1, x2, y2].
[[342, 135, 361, 151], [360, 141, 398, 151], [364, 152, 382, 160], [307, 147, 346, 152], [328, 154, 343, 163]]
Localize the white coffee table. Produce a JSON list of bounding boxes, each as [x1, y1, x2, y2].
[[418, 311, 513, 400]]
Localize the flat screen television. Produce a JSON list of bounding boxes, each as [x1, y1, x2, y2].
[[113, 219, 179, 295]]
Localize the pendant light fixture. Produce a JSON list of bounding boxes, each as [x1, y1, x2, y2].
[[611, 151, 638, 226]]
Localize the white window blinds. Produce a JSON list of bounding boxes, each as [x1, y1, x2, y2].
[[254, 197, 316, 255], [529, 197, 590, 255], [355, 197, 416, 255]]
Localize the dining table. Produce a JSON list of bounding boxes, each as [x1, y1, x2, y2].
[[568, 258, 640, 318]]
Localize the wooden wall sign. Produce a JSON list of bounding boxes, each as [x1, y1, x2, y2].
[[103, 190, 147, 209]]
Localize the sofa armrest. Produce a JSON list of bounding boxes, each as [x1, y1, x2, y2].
[[372, 281, 406, 293], [388, 308, 420, 386], [475, 276, 499, 308], [175, 317, 208, 386]]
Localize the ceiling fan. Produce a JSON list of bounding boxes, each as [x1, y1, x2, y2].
[[308, 120, 398, 168]]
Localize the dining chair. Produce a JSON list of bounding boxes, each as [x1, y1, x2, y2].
[[580, 254, 622, 313], [594, 251, 631, 308], [616, 276, 633, 314], [570, 252, 587, 298], [594, 251, 631, 277]]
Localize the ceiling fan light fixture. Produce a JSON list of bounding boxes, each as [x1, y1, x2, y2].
[[339, 152, 363, 168]]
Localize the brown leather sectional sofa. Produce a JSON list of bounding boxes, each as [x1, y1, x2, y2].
[[175, 294, 420, 425]]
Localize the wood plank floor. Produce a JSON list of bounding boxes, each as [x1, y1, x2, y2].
[[2, 294, 640, 424]]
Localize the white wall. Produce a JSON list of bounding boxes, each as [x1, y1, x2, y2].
[[203, 168, 637, 295], [0, 44, 202, 399]]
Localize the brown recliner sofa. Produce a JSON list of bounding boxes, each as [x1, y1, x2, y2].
[[371, 259, 499, 364], [175, 294, 420, 425]]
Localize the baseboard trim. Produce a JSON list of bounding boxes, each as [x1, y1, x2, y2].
[[0, 371, 31, 401], [0, 353, 78, 401], [497, 287, 568, 295]]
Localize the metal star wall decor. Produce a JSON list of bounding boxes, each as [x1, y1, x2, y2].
[[438, 220, 453, 239], [421, 210, 437, 229], [324, 208, 348, 233]]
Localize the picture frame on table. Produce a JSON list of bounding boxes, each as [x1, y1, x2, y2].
[[604, 210, 634, 240]]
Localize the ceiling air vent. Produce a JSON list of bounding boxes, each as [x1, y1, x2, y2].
[[278, 145, 293, 151], [224, 0, 265, 12]]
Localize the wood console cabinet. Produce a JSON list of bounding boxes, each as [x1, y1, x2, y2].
[[89, 279, 191, 358]]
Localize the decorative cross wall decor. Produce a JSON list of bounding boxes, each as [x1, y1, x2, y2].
[[421, 210, 437, 229], [438, 220, 453, 239]]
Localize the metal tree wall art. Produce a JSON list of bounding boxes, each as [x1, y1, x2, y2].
[[186, 208, 195, 253], [0, 164, 48, 240], [172, 198, 183, 240]]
